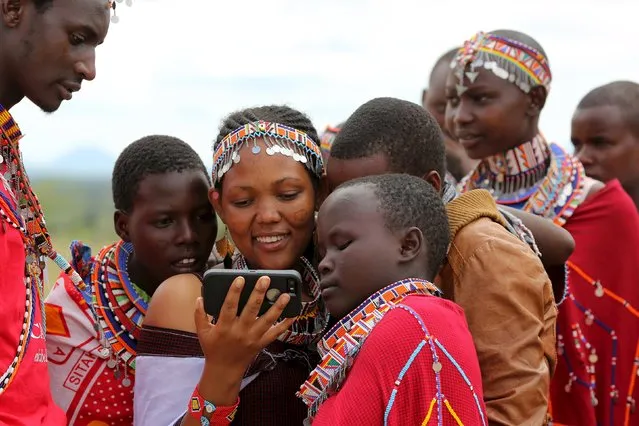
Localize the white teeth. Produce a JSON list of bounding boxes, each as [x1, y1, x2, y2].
[[256, 235, 286, 243], [177, 258, 196, 265]]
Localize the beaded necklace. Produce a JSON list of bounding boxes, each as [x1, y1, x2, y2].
[[297, 278, 442, 418], [91, 241, 149, 387], [234, 254, 329, 346], [460, 135, 587, 226], [462, 132, 639, 422], [0, 187, 36, 395], [462, 134, 550, 201], [0, 106, 87, 395]]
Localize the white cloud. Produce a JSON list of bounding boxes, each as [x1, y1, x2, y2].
[[12, 0, 639, 173]]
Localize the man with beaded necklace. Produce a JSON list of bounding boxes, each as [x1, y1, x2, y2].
[[0, 0, 122, 424]]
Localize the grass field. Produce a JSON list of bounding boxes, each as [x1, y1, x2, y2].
[[32, 177, 116, 293]]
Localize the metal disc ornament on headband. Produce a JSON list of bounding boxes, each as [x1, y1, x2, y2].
[[212, 120, 324, 186], [450, 31, 552, 97], [109, 0, 133, 24]]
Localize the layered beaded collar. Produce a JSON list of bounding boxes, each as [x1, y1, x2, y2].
[[90, 241, 149, 385], [462, 134, 550, 201], [460, 134, 587, 226], [297, 278, 441, 418], [234, 254, 329, 347]]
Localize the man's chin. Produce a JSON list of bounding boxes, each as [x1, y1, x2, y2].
[[28, 95, 62, 114], [38, 102, 62, 114]]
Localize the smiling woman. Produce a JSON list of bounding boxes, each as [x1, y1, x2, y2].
[[134, 105, 329, 426]]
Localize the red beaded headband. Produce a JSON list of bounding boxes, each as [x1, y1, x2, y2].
[[212, 120, 324, 186], [451, 31, 552, 96]]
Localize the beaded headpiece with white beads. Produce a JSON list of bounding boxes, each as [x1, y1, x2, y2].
[[108, 0, 133, 24], [212, 120, 324, 186], [450, 31, 552, 97]]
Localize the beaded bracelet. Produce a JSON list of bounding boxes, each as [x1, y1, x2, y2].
[[188, 385, 239, 425]]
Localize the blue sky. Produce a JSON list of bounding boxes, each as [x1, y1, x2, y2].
[[12, 0, 639, 174]]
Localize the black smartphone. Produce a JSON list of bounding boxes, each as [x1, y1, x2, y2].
[[202, 269, 303, 320]]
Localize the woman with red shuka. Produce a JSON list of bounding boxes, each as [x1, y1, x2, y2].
[[446, 29, 639, 426]]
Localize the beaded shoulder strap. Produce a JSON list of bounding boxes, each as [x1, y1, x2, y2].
[[0, 106, 95, 394], [297, 278, 440, 416]]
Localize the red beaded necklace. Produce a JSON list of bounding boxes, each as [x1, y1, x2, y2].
[[0, 106, 88, 394]]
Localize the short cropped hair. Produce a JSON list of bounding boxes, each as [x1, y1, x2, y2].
[[330, 97, 446, 178], [336, 173, 450, 280], [577, 81, 639, 137], [112, 135, 208, 212]]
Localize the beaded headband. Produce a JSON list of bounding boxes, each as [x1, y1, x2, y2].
[[212, 120, 324, 186], [319, 125, 341, 158], [108, 0, 133, 24], [450, 31, 552, 96]]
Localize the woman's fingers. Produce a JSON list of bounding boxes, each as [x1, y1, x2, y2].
[[262, 317, 296, 346], [255, 293, 291, 333], [239, 276, 270, 324], [198, 276, 296, 355], [217, 276, 245, 324]]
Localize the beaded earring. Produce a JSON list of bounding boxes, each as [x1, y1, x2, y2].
[[109, 0, 133, 24]]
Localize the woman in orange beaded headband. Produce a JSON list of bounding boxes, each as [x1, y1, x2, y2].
[[135, 105, 330, 426], [449, 29, 639, 426]]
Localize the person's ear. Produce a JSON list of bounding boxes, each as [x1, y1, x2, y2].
[[114, 210, 131, 242], [2, 0, 26, 29], [423, 170, 442, 195], [527, 86, 547, 117], [209, 188, 225, 222], [398, 227, 423, 264]]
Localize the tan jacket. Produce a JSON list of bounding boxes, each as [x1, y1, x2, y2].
[[437, 189, 557, 426]]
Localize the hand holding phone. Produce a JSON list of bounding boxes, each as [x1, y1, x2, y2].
[[202, 269, 303, 320], [193, 276, 296, 406]]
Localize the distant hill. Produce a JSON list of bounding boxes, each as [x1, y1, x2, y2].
[[30, 176, 116, 292], [26, 146, 116, 179]]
